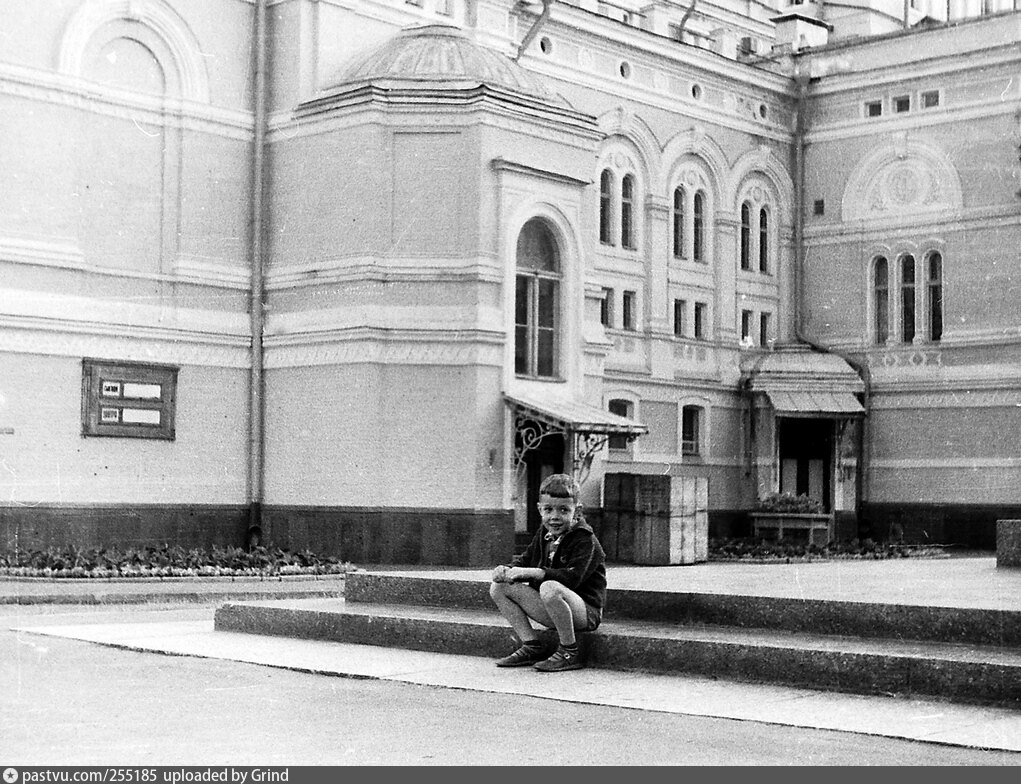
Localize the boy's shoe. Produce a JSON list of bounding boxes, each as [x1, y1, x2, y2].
[[495, 644, 546, 667], [534, 645, 584, 672]]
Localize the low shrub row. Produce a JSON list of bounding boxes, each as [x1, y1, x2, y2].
[[708, 537, 950, 562], [0, 544, 351, 578]]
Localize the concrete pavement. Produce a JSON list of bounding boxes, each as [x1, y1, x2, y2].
[[4, 555, 1021, 757]]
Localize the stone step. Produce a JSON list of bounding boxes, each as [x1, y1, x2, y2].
[[213, 597, 1021, 708], [345, 571, 1021, 648]]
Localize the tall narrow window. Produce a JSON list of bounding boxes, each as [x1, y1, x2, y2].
[[621, 174, 636, 249], [681, 405, 701, 455], [928, 252, 943, 342], [514, 219, 560, 378], [901, 254, 916, 344], [759, 312, 771, 347], [758, 207, 769, 273], [694, 302, 707, 339], [874, 256, 889, 344], [672, 187, 686, 258], [693, 191, 705, 262], [673, 298, 687, 337], [608, 398, 633, 450], [622, 290, 636, 330], [600, 287, 614, 327], [739, 202, 751, 270], [599, 169, 613, 245], [741, 309, 753, 344]]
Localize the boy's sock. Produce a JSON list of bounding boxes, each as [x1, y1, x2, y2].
[[559, 641, 579, 653]]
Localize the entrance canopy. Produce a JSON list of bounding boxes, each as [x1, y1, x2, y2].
[[742, 346, 865, 418], [504, 389, 647, 482]]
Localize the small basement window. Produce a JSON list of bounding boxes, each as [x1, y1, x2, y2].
[[81, 358, 178, 440], [865, 100, 882, 118]]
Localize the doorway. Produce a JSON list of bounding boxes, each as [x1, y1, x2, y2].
[[778, 417, 833, 512], [514, 421, 564, 536]]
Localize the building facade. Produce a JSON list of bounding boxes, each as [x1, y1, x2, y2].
[[1, 0, 1018, 564]]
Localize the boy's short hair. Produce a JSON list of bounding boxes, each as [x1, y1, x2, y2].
[[539, 473, 581, 500]]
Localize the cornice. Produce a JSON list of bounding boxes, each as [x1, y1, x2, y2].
[[267, 256, 504, 291], [803, 204, 1020, 243], [0, 62, 253, 141], [0, 320, 250, 368], [264, 329, 505, 369]]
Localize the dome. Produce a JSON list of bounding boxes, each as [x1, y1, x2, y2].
[[323, 24, 568, 106]]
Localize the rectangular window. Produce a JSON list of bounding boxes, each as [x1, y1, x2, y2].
[[759, 312, 771, 347], [82, 359, 178, 440], [865, 100, 883, 118], [921, 90, 940, 109], [436, 0, 454, 15], [901, 255, 916, 344], [693, 302, 707, 340], [673, 299, 687, 337], [741, 309, 753, 344], [515, 274, 559, 377], [622, 290, 636, 331], [681, 406, 700, 455], [813, 199, 825, 216], [608, 399, 632, 451], [600, 287, 614, 327], [893, 95, 911, 113]]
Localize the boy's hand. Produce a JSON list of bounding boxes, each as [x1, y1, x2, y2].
[[491, 565, 511, 583]]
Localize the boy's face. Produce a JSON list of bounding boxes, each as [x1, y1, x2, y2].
[[538, 493, 578, 538]]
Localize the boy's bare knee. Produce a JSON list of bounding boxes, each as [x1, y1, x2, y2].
[[539, 580, 567, 601], [489, 581, 506, 600]]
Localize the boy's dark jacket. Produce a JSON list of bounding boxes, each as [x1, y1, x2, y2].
[[507, 521, 607, 611]]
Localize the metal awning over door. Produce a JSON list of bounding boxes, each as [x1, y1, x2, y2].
[[504, 389, 647, 481]]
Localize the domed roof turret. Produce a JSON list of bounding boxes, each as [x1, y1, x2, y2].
[[323, 24, 568, 106]]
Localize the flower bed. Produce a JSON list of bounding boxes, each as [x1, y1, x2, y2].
[[0, 544, 352, 579]]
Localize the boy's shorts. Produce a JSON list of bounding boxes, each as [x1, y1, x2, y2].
[[583, 602, 602, 632]]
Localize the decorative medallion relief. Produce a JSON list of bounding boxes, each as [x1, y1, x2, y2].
[[842, 141, 963, 223]]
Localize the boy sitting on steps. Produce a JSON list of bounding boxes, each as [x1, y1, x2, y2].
[[489, 473, 606, 672]]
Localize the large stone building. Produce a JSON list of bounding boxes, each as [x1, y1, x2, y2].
[[1, 0, 1018, 565]]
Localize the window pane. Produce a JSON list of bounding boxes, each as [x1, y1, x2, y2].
[[672, 188, 685, 258], [758, 207, 769, 273], [874, 257, 889, 344], [515, 276, 531, 374], [682, 406, 700, 455], [537, 278, 556, 328], [600, 170, 613, 244], [902, 255, 916, 343], [693, 192, 704, 262], [608, 399, 631, 450], [929, 252, 943, 342], [740, 202, 751, 270], [517, 219, 558, 272], [621, 175, 634, 249], [759, 312, 770, 347], [673, 299, 686, 337], [537, 328, 555, 377]]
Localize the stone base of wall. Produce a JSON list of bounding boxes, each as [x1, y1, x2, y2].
[[861, 503, 1019, 549], [996, 520, 1021, 568], [260, 506, 515, 568], [0, 504, 250, 554]]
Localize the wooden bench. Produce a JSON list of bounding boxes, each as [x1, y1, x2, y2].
[[750, 512, 834, 547]]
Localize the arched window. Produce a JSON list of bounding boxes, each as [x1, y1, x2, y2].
[[672, 187, 685, 259], [693, 191, 705, 263], [681, 405, 702, 455], [621, 174, 636, 250], [599, 169, 613, 246], [901, 254, 916, 344], [515, 219, 561, 378], [740, 202, 751, 270], [758, 206, 769, 273], [608, 398, 633, 451], [927, 252, 943, 342], [874, 257, 889, 344]]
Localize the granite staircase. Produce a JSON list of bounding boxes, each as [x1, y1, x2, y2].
[[214, 570, 1021, 708]]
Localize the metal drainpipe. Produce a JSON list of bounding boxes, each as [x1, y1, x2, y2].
[[247, 0, 268, 548], [792, 67, 872, 532], [515, 0, 552, 61]]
